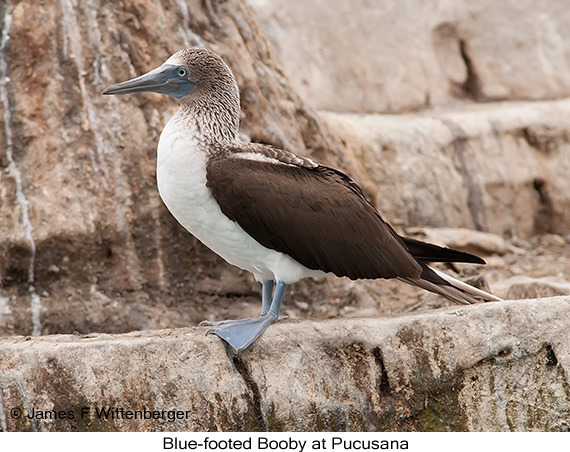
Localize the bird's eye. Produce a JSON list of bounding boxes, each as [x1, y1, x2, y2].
[[177, 67, 188, 78]]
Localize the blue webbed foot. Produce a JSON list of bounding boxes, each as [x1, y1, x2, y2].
[[200, 280, 287, 352], [203, 314, 279, 352]]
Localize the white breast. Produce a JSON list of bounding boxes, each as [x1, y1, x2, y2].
[[156, 113, 323, 283]]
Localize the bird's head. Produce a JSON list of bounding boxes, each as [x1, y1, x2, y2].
[[103, 48, 241, 140], [103, 48, 238, 101]]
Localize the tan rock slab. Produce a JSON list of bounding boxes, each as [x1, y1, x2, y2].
[[249, 0, 570, 112], [1, 297, 568, 431], [321, 99, 570, 238]]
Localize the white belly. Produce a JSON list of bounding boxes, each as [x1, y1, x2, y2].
[[156, 116, 323, 283]]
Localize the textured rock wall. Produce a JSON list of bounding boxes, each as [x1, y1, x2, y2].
[[2, 0, 569, 337], [0, 297, 568, 432], [322, 100, 570, 238], [0, 0, 364, 337], [249, 0, 570, 113]]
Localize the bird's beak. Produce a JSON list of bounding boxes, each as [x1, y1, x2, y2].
[[102, 64, 196, 99]]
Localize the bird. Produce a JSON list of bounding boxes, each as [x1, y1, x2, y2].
[[103, 48, 501, 352]]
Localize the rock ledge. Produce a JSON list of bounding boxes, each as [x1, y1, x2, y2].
[[0, 297, 568, 431]]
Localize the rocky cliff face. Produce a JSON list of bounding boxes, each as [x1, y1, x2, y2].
[[0, 0, 364, 337], [2, 0, 569, 339], [249, 0, 570, 113]]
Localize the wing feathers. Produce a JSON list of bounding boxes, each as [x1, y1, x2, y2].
[[206, 156, 422, 280], [400, 264, 502, 304], [206, 146, 499, 305]]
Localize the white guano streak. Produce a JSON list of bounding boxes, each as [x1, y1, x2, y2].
[[0, 3, 42, 336], [59, 0, 144, 288], [60, 0, 109, 186], [174, 0, 206, 48], [0, 370, 6, 431]]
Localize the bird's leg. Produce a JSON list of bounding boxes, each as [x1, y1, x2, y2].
[[199, 279, 275, 326], [260, 279, 275, 316], [201, 281, 288, 352], [268, 280, 286, 319]]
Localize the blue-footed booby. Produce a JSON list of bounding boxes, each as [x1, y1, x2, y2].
[[103, 48, 501, 352]]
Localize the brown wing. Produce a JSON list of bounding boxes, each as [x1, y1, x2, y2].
[[206, 155, 422, 281]]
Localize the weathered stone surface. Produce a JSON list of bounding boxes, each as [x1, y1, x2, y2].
[[321, 100, 570, 238], [0, 297, 568, 432], [494, 276, 570, 300], [249, 0, 570, 113]]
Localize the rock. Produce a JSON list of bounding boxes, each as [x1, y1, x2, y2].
[[0, 0, 568, 433], [321, 101, 570, 238], [493, 276, 570, 300], [0, 297, 568, 431], [1, 0, 569, 341], [0, 0, 365, 337], [536, 234, 568, 248], [248, 0, 570, 113]]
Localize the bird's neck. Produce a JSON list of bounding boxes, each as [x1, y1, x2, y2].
[[177, 92, 241, 145]]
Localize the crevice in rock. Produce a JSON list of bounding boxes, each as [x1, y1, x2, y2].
[[545, 344, 558, 367], [522, 126, 557, 155], [228, 349, 267, 431], [372, 347, 391, 394], [14, 375, 37, 432], [532, 178, 561, 235], [442, 118, 488, 231], [472, 346, 515, 366], [496, 347, 513, 359], [522, 127, 540, 150], [458, 39, 483, 101]]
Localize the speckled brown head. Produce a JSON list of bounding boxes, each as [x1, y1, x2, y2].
[[103, 48, 241, 139]]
